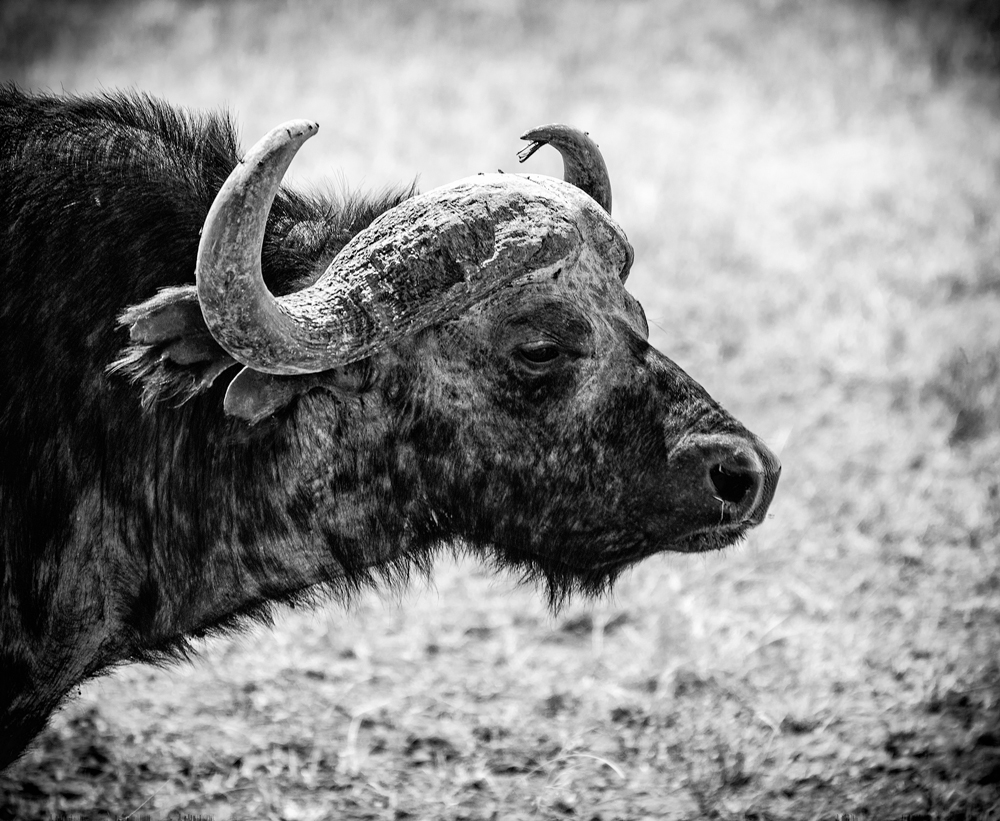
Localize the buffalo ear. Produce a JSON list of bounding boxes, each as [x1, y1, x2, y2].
[[110, 285, 238, 408], [111, 285, 373, 421], [223, 365, 371, 424]]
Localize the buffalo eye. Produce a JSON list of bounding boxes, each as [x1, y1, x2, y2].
[[515, 341, 563, 367]]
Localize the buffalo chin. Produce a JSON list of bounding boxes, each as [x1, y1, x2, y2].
[[488, 523, 747, 609]]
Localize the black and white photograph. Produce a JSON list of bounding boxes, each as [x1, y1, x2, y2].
[[1, 1, 999, 818]]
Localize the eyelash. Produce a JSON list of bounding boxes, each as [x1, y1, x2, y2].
[[516, 342, 562, 365]]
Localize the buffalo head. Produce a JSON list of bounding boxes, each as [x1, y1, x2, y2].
[[124, 120, 780, 598]]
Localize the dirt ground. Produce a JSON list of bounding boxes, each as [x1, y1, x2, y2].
[[2, 1, 999, 819]]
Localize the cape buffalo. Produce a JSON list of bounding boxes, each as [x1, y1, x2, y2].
[[0, 85, 780, 769]]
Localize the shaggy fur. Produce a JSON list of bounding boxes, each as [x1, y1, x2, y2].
[[0, 85, 777, 770]]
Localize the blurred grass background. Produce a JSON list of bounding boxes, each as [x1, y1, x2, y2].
[[2, 1, 1000, 818]]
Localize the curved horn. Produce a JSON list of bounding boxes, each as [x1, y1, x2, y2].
[[197, 124, 581, 375], [196, 120, 326, 375], [517, 124, 612, 214]]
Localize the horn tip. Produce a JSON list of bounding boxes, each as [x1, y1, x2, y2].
[[515, 123, 612, 213], [284, 119, 320, 141]]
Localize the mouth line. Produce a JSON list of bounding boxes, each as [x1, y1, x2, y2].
[[670, 523, 749, 553], [504, 513, 753, 580], [541, 523, 749, 573]]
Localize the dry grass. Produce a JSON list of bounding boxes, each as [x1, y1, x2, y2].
[[2, 0, 1000, 818]]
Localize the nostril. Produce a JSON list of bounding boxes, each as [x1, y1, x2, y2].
[[709, 463, 756, 506], [673, 433, 778, 527]]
